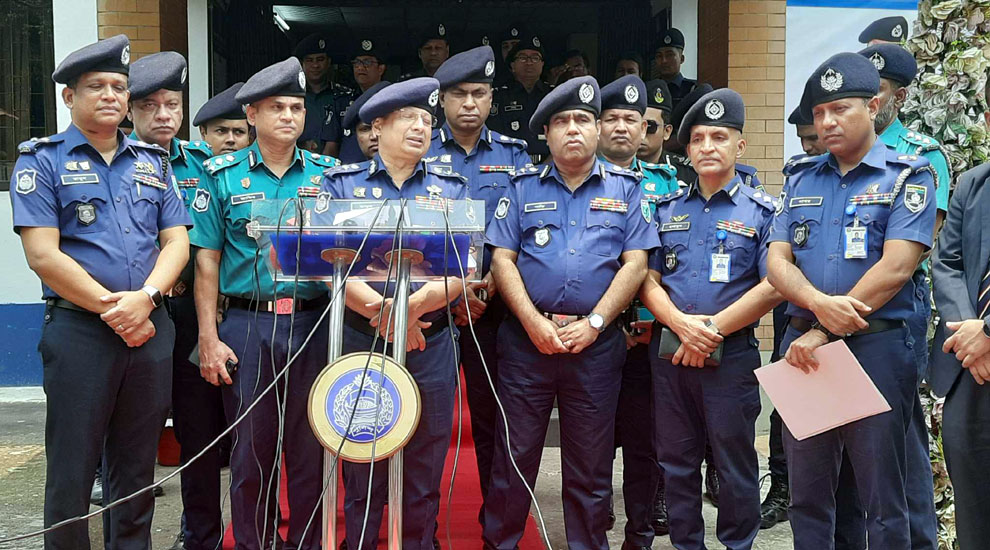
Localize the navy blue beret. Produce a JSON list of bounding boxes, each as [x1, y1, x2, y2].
[[858, 43, 917, 87], [507, 33, 544, 62], [499, 22, 527, 45], [601, 75, 647, 115], [193, 82, 246, 126], [236, 57, 307, 104], [858, 16, 908, 44], [128, 51, 187, 99], [800, 52, 879, 118], [352, 38, 384, 62], [294, 33, 330, 59], [677, 88, 745, 144], [52, 34, 130, 84], [419, 22, 450, 48], [529, 75, 600, 134], [645, 79, 673, 113], [435, 45, 496, 89], [787, 103, 813, 126], [359, 77, 439, 123], [343, 81, 390, 129], [658, 28, 686, 50], [671, 82, 713, 130]]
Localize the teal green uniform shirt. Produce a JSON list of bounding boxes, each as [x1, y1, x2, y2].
[[633, 158, 679, 202], [189, 141, 338, 300], [880, 118, 951, 212], [170, 138, 213, 211]]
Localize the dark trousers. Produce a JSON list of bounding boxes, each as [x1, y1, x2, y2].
[[340, 323, 458, 550], [615, 343, 659, 547], [650, 330, 761, 550], [942, 370, 990, 550], [169, 295, 226, 550], [41, 305, 174, 550], [483, 318, 625, 550], [220, 307, 328, 550], [782, 325, 916, 550], [458, 299, 505, 526]]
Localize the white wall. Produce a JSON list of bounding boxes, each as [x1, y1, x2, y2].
[[52, 0, 98, 130], [188, 0, 210, 139], [0, 195, 42, 304], [672, 0, 698, 79]]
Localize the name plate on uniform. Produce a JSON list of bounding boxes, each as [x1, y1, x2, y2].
[[231, 192, 266, 205], [661, 222, 690, 232], [789, 197, 823, 208], [61, 174, 99, 185], [308, 352, 422, 462], [524, 201, 557, 213]]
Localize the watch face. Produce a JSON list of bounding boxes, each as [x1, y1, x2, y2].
[[590, 314, 604, 329]]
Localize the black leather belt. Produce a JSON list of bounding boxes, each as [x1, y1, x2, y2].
[[789, 317, 903, 338], [541, 312, 585, 327], [344, 308, 450, 339], [654, 321, 752, 341], [46, 298, 93, 314], [226, 296, 328, 313]]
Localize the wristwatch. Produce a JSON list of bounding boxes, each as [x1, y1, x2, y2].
[[810, 320, 838, 341], [588, 312, 606, 333], [142, 285, 163, 308], [983, 319, 990, 339], [704, 318, 721, 335]]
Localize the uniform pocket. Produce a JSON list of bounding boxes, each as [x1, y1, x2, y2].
[[59, 184, 112, 234], [586, 210, 626, 256], [520, 210, 563, 254]]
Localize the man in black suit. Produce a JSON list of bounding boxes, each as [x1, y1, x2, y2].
[[930, 103, 990, 547]]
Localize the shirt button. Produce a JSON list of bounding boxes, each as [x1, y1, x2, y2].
[[604, 220, 611, 227], [132, 261, 137, 267], [570, 220, 576, 226], [686, 304, 694, 311], [828, 254, 835, 260], [124, 227, 131, 234], [841, 184, 847, 189], [704, 208, 710, 213], [569, 249, 576, 254], [692, 271, 698, 277], [698, 240, 704, 245], [116, 197, 122, 203], [833, 219, 839, 225]]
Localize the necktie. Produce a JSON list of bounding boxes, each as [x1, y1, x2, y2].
[[979, 262, 990, 318]]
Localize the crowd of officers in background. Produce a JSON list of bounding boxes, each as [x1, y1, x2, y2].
[[11, 12, 990, 550]]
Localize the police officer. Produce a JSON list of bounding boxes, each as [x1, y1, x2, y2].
[[331, 81, 390, 164], [128, 50, 225, 550], [427, 45, 531, 527], [614, 51, 645, 80], [324, 38, 387, 158], [484, 76, 659, 550], [488, 32, 551, 162], [597, 74, 678, 549], [194, 82, 253, 155], [10, 34, 190, 549], [859, 16, 909, 44], [767, 52, 936, 549], [653, 28, 698, 108], [190, 56, 338, 550], [637, 79, 674, 167], [320, 77, 467, 550], [494, 22, 527, 86], [295, 33, 352, 152], [400, 21, 450, 81], [640, 88, 779, 550], [860, 42, 946, 550]]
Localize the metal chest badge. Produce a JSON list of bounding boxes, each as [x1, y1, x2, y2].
[[793, 223, 809, 247], [534, 227, 551, 248], [664, 249, 678, 272], [76, 203, 97, 226], [308, 352, 421, 461]]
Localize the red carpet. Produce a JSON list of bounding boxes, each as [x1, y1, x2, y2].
[[223, 373, 545, 549]]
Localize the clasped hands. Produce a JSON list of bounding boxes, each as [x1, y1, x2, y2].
[[99, 290, 156, 347], [943, 319, 990, 385], [786, 294, 872, 373]]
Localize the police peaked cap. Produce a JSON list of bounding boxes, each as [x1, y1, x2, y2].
[[359, 77, 439, 123], [435, 46, 497, 89], [129, 51, 187, 99], [677, 87, 745, 145], [236, 57, 307, 104], [52, 34, 130, 84], [343, 81, 391, 129], [529, 75, 601, 134], [193, 82, 246, 126]]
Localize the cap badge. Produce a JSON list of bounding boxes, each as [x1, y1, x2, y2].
[[485, 60, 495, 77], [892, 24, 903, 38], [820, 68, 843, 92], [511, 27, 519, 37], [318, 39, 326, 49], [578, 83, 595, 104], [532, 36, 541, 48], [664, 35, 672, 45], [624, 85, 639, 103], [298, 71, 307, 90], [482, 36, 490, 45], [121, 44, 130, 65], [438, 24, 446, 36], [180, 67, 187, 85], [869, 52, 885, 71], [362, 40, 373, 51], [704, 99, 724, 120], [428, 88, 439, 107], [654, 88, 664, 104]]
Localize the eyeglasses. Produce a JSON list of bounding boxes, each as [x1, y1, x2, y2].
[[396, 108, 434, 127], [351, 59, 380, 68], [645, 120, 669, 135], [514, 55, 544, 64]]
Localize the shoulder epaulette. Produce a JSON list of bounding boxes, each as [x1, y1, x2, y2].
[[204, 148, 251, 175], [901, 129, 939, 148], [510, 165, 541, 180], [887, 149, 931, 171], [129, 139, 167, 154], [656, 187, 686, 205], [17, 136, 59, 154], [737, 183, 777, 212], [324, 161, 365, 178], [179, 139, 213, 158], [642, 161, 678, 178], [303, 150, 339, 168], [490, 130, 528, 149], [426, 163, 467, 182], [782, 153, 824, 177], [604, 163, 638, 178]]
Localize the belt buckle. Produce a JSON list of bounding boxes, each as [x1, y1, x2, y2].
[[550, 313, 577, 327], [275, 298, 295, 315], [172, 280, 187, 297]]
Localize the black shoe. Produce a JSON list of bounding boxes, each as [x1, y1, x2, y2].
[[154, 485, 164, 497], [759, 474, 789, 529], [620, 542, 650, 550], [338, 540, 348, 550], [704, 462, 720, 508], [607, 495, 616, 531], [651, 478, 669, 536], [167, 531, 185, 550], [89, 476, 103, 506]]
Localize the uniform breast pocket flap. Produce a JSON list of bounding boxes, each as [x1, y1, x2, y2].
[[521, 210, 562, 251], [587, 209, 625, 256], [60, 185, 110, 234]]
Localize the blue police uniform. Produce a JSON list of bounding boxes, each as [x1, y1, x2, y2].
[[656, 28, 698, 109], [11, 35, 190, 549], [189, 56, 338, 550], [293, 33, 354, 147], [322, 156, 467, 550], [771, 135, 936, 548], [484, 77, 658, 550], [487, 33, 551, 161]]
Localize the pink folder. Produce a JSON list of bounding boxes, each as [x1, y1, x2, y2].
[[754, 340, 891, 441]]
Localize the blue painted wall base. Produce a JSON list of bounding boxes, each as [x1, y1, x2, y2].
[[0, 303, 45, 386]]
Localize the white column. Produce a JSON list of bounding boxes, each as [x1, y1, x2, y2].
[[672, 0, 699, 79], [52, 0, 98, 130], [188, 0, 210, 139]]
